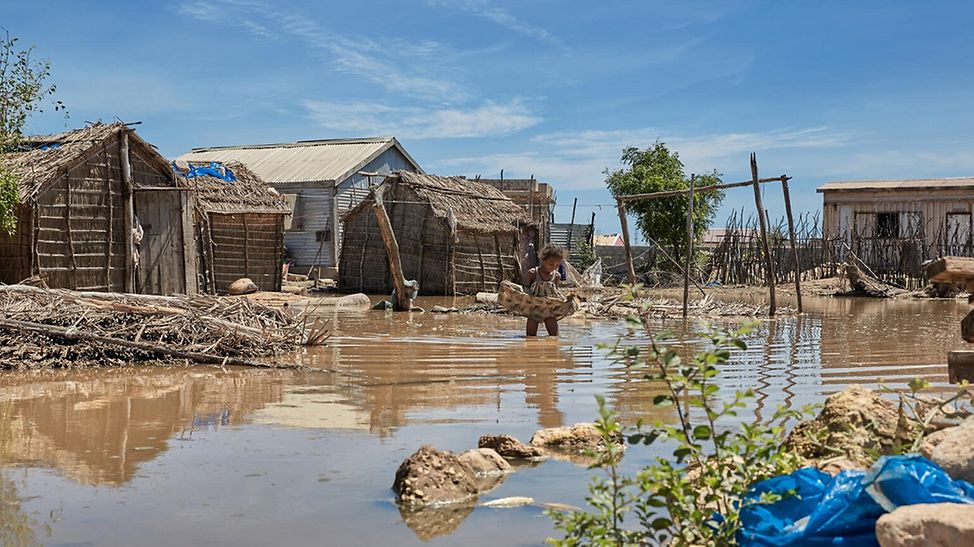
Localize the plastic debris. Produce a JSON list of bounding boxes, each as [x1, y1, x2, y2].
[[737, 455, 974, 546]]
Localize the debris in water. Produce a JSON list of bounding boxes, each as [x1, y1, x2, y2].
[[481, 496, 534, 508]]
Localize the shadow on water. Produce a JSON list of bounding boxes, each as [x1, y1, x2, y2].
[[0, 294, 968, 545]]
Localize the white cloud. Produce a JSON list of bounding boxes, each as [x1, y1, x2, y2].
[[428, 0, 564, 48], [436, 126, 854, 189], [175, 1, 466, 101], [303, 99, 541, 139]]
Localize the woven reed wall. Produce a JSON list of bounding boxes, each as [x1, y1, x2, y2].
[[0, 204, 32, 283], [206, 212, 284, 294], [33, 143, 127, 291], [339, 183, 523, 295]]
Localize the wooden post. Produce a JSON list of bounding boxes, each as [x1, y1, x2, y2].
[[121, 132, 135, 293], [750, 153, 776, 316], [589, 211, 596, 246], [781, 176, 803, 312], [371, 186, 410, 311], [243, 214, 251, 278], [617, 199, 637, 284], [683, 175, 695, 318], [104, 150, 114, 291], [568, 197, 578, 254]]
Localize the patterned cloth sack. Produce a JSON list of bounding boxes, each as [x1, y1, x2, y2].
[[498, 280, 578, 322]]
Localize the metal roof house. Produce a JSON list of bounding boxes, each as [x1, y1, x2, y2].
[[178, 137, 422, 278], [818, 177, 974, 274]]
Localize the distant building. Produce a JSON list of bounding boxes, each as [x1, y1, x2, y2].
[[818, 178, 974, 254], [178, 137, 422, 278], [340, 172, 537, 295], [593, 234, 624, 247], [1, 123, 197, 294]]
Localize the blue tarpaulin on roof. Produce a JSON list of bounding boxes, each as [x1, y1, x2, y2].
[[172, 161, 236, 182], [737, 455, 974, 546]]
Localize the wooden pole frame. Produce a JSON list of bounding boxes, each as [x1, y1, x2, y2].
[[613, 155, 794, 317], [617, 200, 637, 284], [781, 176, 803, 312], [751, 153, 776, 316], [683, 175, 695, 318]]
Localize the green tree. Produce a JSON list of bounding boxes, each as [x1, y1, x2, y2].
[[0, 29, 65, 234], [605, 142, 723, 268]]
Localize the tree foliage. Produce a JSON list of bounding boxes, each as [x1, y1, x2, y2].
[[0, 30, 65, 235], [605, 142, 723, 266]]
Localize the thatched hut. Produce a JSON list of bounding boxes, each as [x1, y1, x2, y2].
[[339, 172, 537, 295], [180, 161, 290, 294], [0, 123, 197, 294]]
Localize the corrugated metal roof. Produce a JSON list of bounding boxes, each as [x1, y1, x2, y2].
[[817, 177, 974, 192], [177, 137, 419, 185]]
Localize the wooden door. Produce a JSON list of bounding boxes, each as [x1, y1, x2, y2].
[[134, 190, 187, 295]]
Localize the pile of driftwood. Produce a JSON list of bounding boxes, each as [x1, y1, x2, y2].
[[0, 285, 327, 370]]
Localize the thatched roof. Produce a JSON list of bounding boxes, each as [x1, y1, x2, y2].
[[0, 123, 176, 201], [178, 161, 290, 215], [349, 171, 534, 234]]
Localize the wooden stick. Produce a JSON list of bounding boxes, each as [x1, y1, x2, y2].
[[371, 186, 411, 311], [0, 317, 301, 369], [616, 176, 790, 203], [781, 176, 803, 312], [121, 132, 135, 293], [683, 175, 695, 318], [751, 154, 776, 316], [617, 199, 637, 284]]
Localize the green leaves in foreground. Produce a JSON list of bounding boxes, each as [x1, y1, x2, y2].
[[547, 325, 810, 547]]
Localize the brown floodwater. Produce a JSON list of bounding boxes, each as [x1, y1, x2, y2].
[[0, 294, 968, 546]]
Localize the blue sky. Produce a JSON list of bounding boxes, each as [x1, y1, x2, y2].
[[8, 1, 974, 240]]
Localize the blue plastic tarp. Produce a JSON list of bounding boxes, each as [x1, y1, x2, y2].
[[172, 161, 236, 182], [737, 455, 974, 546]]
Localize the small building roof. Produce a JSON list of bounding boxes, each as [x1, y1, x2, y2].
[[177, 161, 290, 215], [817, 177, 974, 193], [348, 171, 533, 234], [2, 123, 172, 201], [177, 137, 422, 185]]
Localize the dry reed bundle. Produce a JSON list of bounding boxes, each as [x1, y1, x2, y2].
[[0, 285, 321, 370]]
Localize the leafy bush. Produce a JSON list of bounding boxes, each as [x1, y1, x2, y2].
[[548, 301, 810, 546]]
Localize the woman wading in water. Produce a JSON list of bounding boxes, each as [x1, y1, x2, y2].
[[524, 245, 568, 337]]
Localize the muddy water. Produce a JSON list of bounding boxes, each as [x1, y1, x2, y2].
[[0, 295, 968, 546]]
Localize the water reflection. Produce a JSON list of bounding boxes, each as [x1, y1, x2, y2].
[[0, 295, 968, 546], [0, 367, 291, 485]]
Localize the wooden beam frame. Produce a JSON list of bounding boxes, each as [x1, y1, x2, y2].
[[614, 156, 795, 316]]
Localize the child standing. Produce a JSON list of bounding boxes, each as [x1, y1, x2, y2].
[[525, 245, 568, 336]]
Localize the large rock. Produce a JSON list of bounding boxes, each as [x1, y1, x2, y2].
[[876, 503, 974, 546], [478, 435, 545, 459], [919, 427, 955, 459], [785, 386, 904, 467], [227, 277, 258, 295], [457, 448, 512, 475], [529, 423, 621, 453], [392, 445, 479, 506], [930, 416, 974, 483]]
